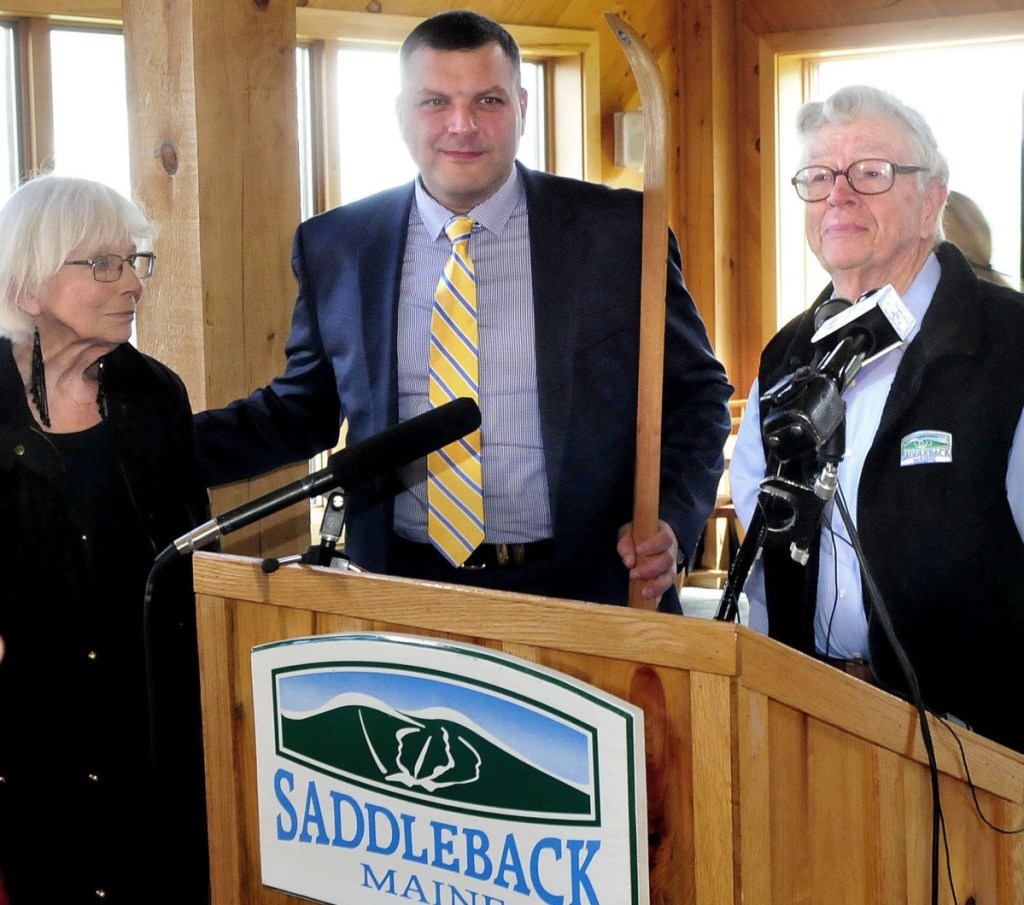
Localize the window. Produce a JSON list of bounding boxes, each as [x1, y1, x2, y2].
[[3, 11, 590, 220], [0, 21, 133, 206], [0, 22, 17, 199], [1, 20, 134, 332], [333, 46, 418, 205], [49, 27, 131, 197], [770, 15, 1024, 329], [811, 45, 1023, 294], [769, 20, 1024, 327], [295, 44, 317, 224]]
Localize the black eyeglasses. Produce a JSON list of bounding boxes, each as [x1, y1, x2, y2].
[[791, 159, 928, 202], [64, 252, 157, 282]]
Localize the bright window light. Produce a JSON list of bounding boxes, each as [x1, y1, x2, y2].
[[49, 27, 131, 199], [0, 23, 18, 202]]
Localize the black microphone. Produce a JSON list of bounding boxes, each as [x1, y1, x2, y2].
[[810, 284, 915, 393], [760, 285, 914, 462], [157, 397, 481, 565]]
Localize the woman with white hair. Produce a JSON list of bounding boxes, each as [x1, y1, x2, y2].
[[0, 174, 210, 902]]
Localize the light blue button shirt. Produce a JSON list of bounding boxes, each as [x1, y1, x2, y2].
[[730, 252, 1024, 655], [392, 168, 553, 544]]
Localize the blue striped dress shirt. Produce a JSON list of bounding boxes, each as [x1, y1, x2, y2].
[[393, 168, 553, 544]]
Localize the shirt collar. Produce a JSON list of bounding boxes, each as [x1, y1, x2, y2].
[[414, 166, 524, 239]]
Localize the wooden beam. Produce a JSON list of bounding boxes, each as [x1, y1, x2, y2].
[[16, 16, 53, 173], [122, 0, 309, 557]]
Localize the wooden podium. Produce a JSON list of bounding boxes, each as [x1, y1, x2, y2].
[[193, 552, 1024, 904]]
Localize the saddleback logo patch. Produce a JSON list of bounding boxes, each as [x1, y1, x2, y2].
[[900, 430, 953, 467], [251, 632, 649, 905]]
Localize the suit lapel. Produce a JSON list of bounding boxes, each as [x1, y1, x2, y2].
[[521, 168, 586, 515], [354, 184, 415, 429]]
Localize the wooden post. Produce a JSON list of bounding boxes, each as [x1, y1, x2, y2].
[[122, 0, 310, 557]]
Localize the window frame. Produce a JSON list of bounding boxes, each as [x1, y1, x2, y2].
[[3, 12, 125, 183]]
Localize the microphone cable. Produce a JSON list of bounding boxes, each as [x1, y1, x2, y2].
[[714, 505, 766, 622], [935, 716, 1024, 837]]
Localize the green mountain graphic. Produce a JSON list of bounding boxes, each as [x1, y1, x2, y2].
[[280, 702, 592, 815]]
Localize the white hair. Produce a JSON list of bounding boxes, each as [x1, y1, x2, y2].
[[796, 84, 949, 188]]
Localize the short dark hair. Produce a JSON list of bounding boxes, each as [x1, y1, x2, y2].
[[400, 10, 521, 86]]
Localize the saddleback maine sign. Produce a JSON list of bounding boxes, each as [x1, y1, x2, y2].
[[251, 633, 649, 905]]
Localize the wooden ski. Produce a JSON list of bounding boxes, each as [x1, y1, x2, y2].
[[605, 12, 669, 610]]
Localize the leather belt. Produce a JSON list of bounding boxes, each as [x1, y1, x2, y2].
[[819, 655, 874, 684], [462, 540, 555, 569], [391, 535, 554, 570]]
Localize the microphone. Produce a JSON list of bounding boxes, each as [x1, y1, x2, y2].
[[158, 397, 481, 565], [812, 295, 854, 332], [810, 284, 915, 393], [760, 286, 914, 462]]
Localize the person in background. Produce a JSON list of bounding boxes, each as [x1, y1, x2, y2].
[[941, 189, 1019, 289], [195, 10, 732, 611], [0, 174, 211, 902], [730, 85, 1024, 752]]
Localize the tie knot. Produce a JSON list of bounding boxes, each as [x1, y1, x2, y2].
[[444, 216, 475, 244]]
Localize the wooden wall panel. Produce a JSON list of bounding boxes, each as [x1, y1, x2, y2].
[[123, 0, 309, 557], [743, 0, 1022, 33]]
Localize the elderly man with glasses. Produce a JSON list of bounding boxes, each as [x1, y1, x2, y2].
[[729, 84, 1024, 753]]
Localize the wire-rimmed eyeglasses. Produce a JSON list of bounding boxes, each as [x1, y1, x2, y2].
[[63, 252, 157, 283], [791, 159, 928, 202]]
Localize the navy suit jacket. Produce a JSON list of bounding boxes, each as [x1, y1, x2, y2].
[[195, 165, 732, 607]]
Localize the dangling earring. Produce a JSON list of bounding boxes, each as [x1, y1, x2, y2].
[[95, 357, 108, 420], [29, 323, 50, 428]]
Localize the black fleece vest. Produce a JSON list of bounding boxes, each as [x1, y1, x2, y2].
[[756, 243, 1024, 752]]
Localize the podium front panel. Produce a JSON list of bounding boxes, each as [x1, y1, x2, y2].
[[193, 553, 1024, 905]]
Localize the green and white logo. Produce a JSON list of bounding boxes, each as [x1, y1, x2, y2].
[[251, 632, 649, 905], [900, 430, 953, 466]]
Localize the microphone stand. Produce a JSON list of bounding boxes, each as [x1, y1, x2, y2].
[[260, 490, 361, 574], [715, 382, 846, 622], [712, 365, 946, 905], [714, 456, 840, 622]]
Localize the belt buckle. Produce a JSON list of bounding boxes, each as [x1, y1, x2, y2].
[[841, 658, 872, 683], [460, 544, 491, 570], [498, 543, 527, 566], [460, 543, 528, 570]]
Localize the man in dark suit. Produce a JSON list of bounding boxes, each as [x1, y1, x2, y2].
[[195, 10, 732, 611]]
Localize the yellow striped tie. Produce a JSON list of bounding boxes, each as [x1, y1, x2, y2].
[[427, 216, 485, 565]]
